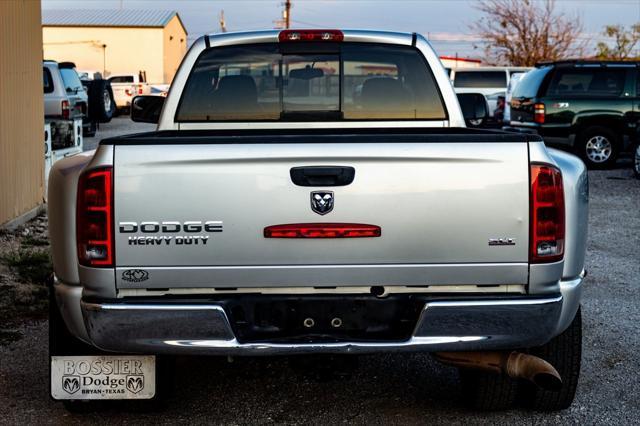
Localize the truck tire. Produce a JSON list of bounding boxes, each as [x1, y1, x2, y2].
[[633, 143, 640, 179], [521, 308, 582, 411], [459, 368, 518, 410], [87, 79, 115, 124], [576, 126, 620, 169]]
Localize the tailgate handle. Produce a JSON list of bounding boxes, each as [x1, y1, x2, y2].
[[290, 166, 355, 187]]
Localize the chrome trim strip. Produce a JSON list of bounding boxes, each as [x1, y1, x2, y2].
[[423, 296, 561, 308], [116, 284, 526, 298], [115, 263, 529, 289]]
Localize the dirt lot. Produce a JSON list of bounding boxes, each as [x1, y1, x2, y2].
[[0, 118, 638, 423]]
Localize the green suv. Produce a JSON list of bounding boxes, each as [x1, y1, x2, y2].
[[508, 60, 639, 169]]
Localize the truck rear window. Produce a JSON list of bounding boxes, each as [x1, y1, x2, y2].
[[176, 43, 446, 122], [453, 71, 507, 88], [110, 76, 134, 83]]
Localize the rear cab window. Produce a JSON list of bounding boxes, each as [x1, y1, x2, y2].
[[59, 68, 84, 93], [110, 76, 135, 83], [176, 43, 447, 122], [453, 71, 507, 88]]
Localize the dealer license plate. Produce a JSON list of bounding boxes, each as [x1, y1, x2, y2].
[[51, 355, 155, 400]]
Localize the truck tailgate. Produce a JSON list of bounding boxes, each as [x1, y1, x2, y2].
[[113, 140, 530, 289]]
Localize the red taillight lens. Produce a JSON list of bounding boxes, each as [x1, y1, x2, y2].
[[534, 103, 545, 124], [279, 30, 344, 42], [61, 100, 70, 120], [77, 167, 113, 267], [138, 84, 143, 95], [264, 223, 380, 238], [530, 164, 564, 263]]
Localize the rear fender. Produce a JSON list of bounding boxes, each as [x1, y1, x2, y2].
[[48, 145, 115, 298], [528, 142, 588, 294], [573, 112, 626, 139]]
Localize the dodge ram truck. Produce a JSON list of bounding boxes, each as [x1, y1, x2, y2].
[[48, 29, 588, 412]]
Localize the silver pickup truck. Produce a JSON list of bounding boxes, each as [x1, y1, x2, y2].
[[48, 30, 588, 411]]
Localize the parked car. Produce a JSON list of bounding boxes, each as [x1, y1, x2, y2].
[[450, 67, 531, 116], [508, 60, 639, 169], [48, 29, 587, 412], [504, 72, 525, 125], [78, 77, 115, 136], [44, 61, 87, 123], [150, 84, 170, 97], [108, 71, 150, 113]]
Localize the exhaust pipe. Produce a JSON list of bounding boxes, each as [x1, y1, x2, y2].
[[434, 351, 562, 391]]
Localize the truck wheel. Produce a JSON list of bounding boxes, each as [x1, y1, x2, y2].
[[633, 143, 640, 178], [521, 308, 582, 411], [459, 368, 518, 410], [576, 126, 619, 169], [87, 80, 115, 123]]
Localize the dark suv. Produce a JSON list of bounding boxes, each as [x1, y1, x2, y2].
[[508, 60, 639, 169]]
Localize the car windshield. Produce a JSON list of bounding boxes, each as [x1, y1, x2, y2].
[[59, 68, 83, 93], [511, 67, 551, 99], [454, 71, 507, 88], [176, 43, 447, 122]]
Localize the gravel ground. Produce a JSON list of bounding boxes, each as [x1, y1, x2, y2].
[[1, 120, 638, 423], [83, 116, 155, 151]]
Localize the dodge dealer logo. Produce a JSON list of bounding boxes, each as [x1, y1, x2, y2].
[[62, 376, 80, 394], [126, 375, 144, 393]]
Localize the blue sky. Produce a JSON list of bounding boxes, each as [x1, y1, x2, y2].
[[42, 0, 640, 58]]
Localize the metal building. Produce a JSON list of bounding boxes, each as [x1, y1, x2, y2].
[[0, 1, 45, 227], [42, 9, 188, 84]]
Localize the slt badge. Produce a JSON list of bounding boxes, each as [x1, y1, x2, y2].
[[311, 191, 334, 215]]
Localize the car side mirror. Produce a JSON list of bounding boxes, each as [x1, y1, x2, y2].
[[131, 95, 164, 124], [457, 93, 489, 126]]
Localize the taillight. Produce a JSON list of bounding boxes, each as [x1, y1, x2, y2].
[[530, 164, 564, 263], [137, 84, 143, 95], [279, 30, 344, 42], [264, 223, 380, 238], [77, 167, 114, 267], [534, 103, 545, 124], [61, 100, 70, 120]]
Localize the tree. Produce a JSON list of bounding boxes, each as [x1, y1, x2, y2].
[[595, 24, 640, 60], [472, 0, 584, 66]]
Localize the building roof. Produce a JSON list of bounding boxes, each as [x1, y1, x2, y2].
[[42, 9, 186, 33]]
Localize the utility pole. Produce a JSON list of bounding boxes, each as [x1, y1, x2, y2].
[[284, 0, 291, 29], [219, 10, 227, 33], [274, 1, 292, 29]]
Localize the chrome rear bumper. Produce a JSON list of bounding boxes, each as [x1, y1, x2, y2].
[[80, 295, 565, 355]]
